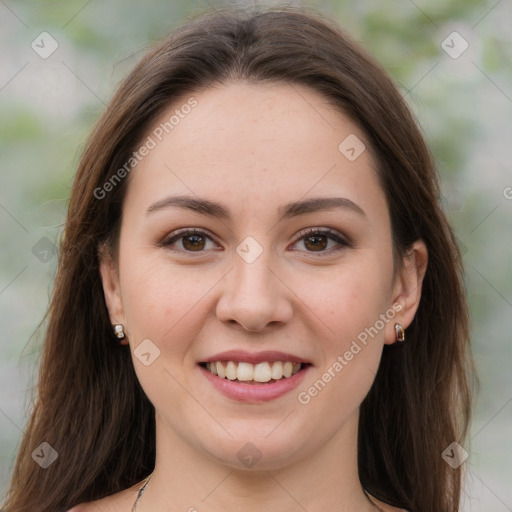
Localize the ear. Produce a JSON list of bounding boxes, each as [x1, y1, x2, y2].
[[385, 239, 428, 345], [98, 245, 126, 327]]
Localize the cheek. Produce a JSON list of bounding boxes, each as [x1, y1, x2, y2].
[[119, 259, 215, 405], [301, 256, 393, 345], [119, 256, 211, 351], [308, 257, 393, 406], [296, 266, 388, 421]]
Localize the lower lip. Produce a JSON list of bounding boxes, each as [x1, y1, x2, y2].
[[198, 364, 311, 403]]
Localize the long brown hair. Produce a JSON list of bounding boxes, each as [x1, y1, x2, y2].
[[2, 5, 473, 512]]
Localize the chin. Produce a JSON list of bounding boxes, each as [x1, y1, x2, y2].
[[198, 427, 313, 472]]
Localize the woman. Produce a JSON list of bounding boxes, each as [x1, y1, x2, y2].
[[2, 5, 473, 512]]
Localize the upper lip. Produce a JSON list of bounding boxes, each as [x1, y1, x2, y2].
[[200, 350, 310, 365]]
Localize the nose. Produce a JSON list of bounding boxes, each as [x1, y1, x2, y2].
[[215, 252, 293, 333]]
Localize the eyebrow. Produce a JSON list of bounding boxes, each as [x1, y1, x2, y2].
[[146, 195, 366, 220]]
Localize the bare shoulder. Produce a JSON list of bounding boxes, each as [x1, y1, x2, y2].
[[67, 483, 139, 512]]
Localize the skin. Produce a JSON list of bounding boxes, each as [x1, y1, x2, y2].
[[77, 81, 427, 512]]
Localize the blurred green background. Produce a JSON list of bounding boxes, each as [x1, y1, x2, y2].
[[1, 1, 511, 510]]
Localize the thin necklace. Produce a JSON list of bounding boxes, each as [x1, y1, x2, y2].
[[131, 473, 152, 512], [131, 475, 383, 512]]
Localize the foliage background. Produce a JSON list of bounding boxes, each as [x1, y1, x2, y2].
[[0, 1, 511, 510]]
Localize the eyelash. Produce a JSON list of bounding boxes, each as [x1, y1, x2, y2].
[[160, 227, 350, 256]]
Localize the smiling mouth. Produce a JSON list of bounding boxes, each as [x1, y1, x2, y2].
[[199, 361, 310, 384]]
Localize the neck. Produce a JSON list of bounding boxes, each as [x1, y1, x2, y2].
[[139, 411, 379, 512]]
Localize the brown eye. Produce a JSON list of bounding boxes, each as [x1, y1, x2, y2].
[[161, 229, 218, 253], [303, 234, 328, 251], [293, 228, 349, 254], [182, 234, 206, 251]]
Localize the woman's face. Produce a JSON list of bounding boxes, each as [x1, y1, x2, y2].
[[101, 81, 423, 470]]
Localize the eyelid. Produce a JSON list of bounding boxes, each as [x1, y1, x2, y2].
[[163, 227, 215, 239], [294, 226, 349, 243]]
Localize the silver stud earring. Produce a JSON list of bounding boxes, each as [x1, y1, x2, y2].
[[113, 324, 129, 345], [113, 324, 125, 339], [114, 324, 124, 340]]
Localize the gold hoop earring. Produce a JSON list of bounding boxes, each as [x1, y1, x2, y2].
[[394, 323, 405, 342]]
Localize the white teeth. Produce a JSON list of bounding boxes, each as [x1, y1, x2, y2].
[[253, 362, 272, 382], [226, 361, 237, 380], [271, 361, 283, 379], [236, 362, 254, 381], [216, 361, 226, 378], [204, 361, 304, 382]]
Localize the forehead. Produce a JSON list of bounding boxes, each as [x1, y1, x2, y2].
[[125, 81, 386, 219]]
